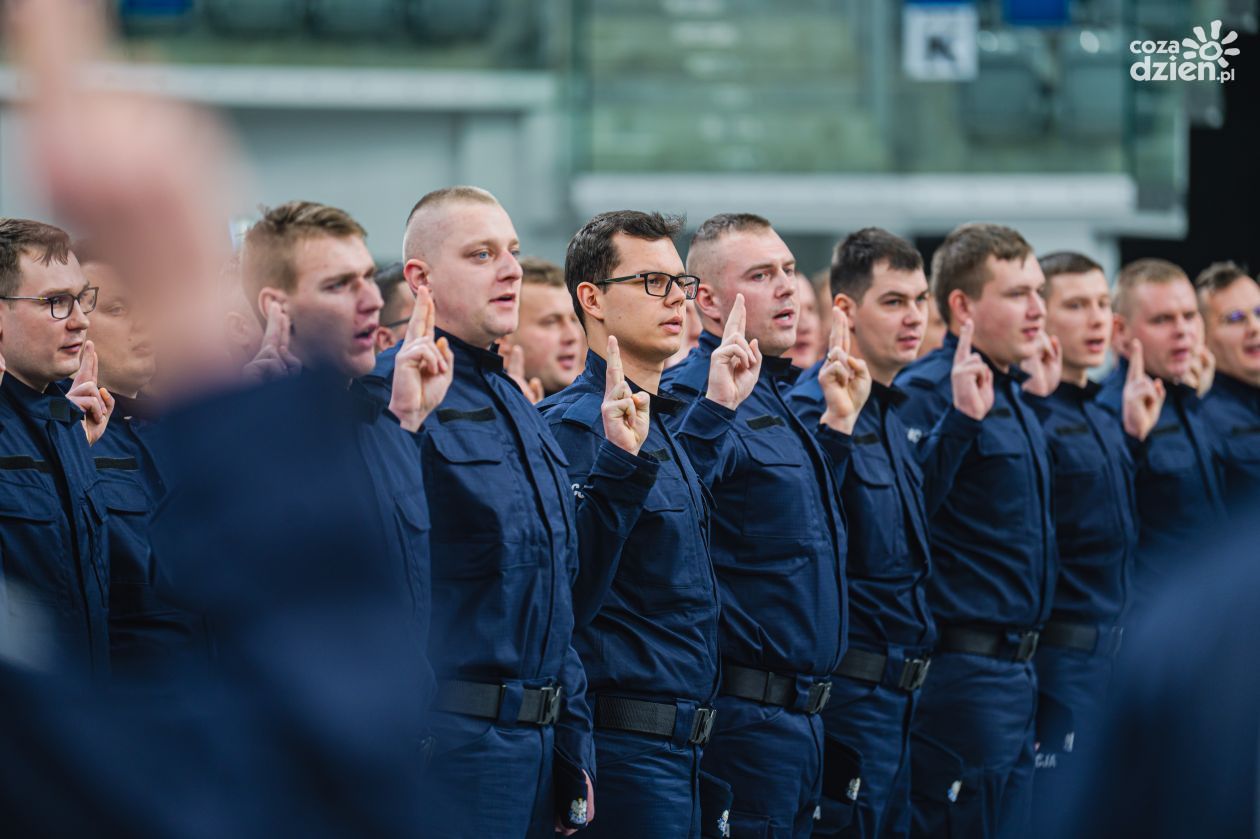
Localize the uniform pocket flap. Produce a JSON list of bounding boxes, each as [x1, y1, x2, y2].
[[428, 429, 504, 464], [0, 478, 58, 521]]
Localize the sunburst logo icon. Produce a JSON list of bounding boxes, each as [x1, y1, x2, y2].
[[1182, 20, 1241, 69]]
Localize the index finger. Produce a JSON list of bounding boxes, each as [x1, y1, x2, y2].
[[722, 293, 747, 342], [955, 319, 974, 363], [79, 340, 97, 383], [405, 286, 432, 343], [606, 335, 625, 392], [1128, 339, 1145, 382], [261, 301, 285, 350]]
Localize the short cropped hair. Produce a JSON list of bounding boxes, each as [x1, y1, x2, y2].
[[0, 218, 72, 297], [520, 256, 564, 289], [374, 261, 410, 323], [402, 186, 500, 261], [1113, 258, 1188, 318], [1038, 251, 1104, 297], [565, 210, 684, 327], [830, 227, 924, 303], [241, 201, 366, 308], [1195, 261, 1251, 294], [931, 223, 1034, 327]]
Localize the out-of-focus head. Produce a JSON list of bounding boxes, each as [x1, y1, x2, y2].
[[1112, 258, 1199, 382], [1039, 251, 1111, 381], [74, 239, 156, 398], [241, 201, 381, 379], [810, 267, 832, 341], [932, 222, 1045, 370], [373, 261, 415, 354], [220, 252, 264, 368], [919, 295, 946, 358], [402, 186, 521, 349], [830, 226, 927, 383], [568, 210, 688, 368], [784, 273, 823, 369], [1196, 261, 1260, 387], [0, 218, 91, 391], [687, 213, 798, 356], [500, 257, 584, 394]]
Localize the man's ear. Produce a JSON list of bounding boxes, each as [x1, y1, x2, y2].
[[403, 259, 431, 295], [947, 289, 972, 331], [372, 326, 396, 354], [257, 286, 287, 320], [833, 292, 857, 325], [1111, 313, 1130, 357], [695, 283, 723, 326], [575, 282, 605, 325]]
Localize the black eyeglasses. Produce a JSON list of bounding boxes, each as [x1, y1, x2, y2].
[[1220, 305, 1260, 325], [383, 318, 410, 331], [594, 272, 700, 300], [0, 286, 98, 320]]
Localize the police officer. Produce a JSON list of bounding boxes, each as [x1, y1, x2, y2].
[[894, 222, 1054, 838], [663, 213, 868, 838], [65, 248, 210, 680], [1022, 252, 1164, 835], [1099, 259, 1227, 613], [540, 210, 761, 837], [362, 186, 595, 836], [788, 228, 987, 837], [1195, 262, 1260, 513], [0, 218, 113, 678]]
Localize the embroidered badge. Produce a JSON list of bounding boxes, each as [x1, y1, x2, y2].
[[947, 780, 962, 803], [717, 809, 730, 837], [1064, 731, 1076, 753], [907, 427, 924, 444], [847, 776, 862, 801], [568, 798, 588, 825]]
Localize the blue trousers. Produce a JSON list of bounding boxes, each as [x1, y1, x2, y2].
[[909, 653, 1037, 839], [701, 695, 825, 838], [580, 726, 703, 838], [1031, 644, 1115, 839], [813, 675, 917, 837], [421, 712, 554, 837]]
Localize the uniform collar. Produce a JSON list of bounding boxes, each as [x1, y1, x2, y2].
[[697, 328, 797, 384], [111, 393, 158, 423], [1053, 379, 1102, 402], [580, 350, 685, 417], [0, 374, 84, 424], [1212, 371, 1260, 405], [1113, 356, 1197, 401], [941, 331, 1029, 386], [348, 379, 389, 423], [437, 327, 505, 374], [869, 379, 908, 410]]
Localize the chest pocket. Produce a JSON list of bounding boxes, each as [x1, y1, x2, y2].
[[619, 474, 709, 614], [426, 426, 510, 540], [962, 424, 1032, 525], [1143, 436, 1197, 476], [739, 429, 813, 540], [393, 487, 431, 614], [846, 451, 912, 579], [95, 478, 152, 586], [0, 473, 75, 609]]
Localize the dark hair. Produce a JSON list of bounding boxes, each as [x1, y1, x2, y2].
[[0, 218, 73, 298], [931, 222, 1034, 327], [520, 256, 564, 288], [1038, 251, 1104, 297], [374, 261, 409, 322], [564, 210, 684, 326], [830, 227, 924, 303]]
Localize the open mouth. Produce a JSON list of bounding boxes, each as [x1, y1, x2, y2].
[[60, 342, 83, 354], [1021, 327, 1041, 340], [661, 316, 683, 334], [556, 353, 578, 369], [353, 325, 378, 346], [773, 309, 796, 325], [1244, 342, 1260, 358], [492, 293, 517, 306], [1084, 337, 1107, 353]]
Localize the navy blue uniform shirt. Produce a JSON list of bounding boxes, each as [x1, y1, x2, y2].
[[789, 368, 937, 651], [0, 374, 109, 677], [894, 332, 1056, 630], [539, 351, 722, 706], [1200, 372, 1260, 516], [91, 396, 208, 677], [1097, 360, 1227, 606], [363, 329, 595, 776], [662, 330, 850, 704], [1026, 381, 1138, 625]]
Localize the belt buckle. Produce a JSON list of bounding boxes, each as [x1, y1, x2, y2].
[[689, 706, 717, 746], [537, 684, 564, 725], [898, 657, 931, 692], [1016, 631, 1040, 662], [806, 680, 832, 714]]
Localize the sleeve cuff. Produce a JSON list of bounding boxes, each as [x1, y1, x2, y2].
[[679, 396, 738, 441], [592, 438, 660, 492], [937, 406, 984, 439], [815, 424, 855, 463]]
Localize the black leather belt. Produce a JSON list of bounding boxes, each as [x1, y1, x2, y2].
[[434, 680, 563, 726], [721, 662, 832, 714], [834, 647, 932, 692], [595, 696, 717, 746], [1041, 620, 1124, 657], [938, 626, 1040, 663]]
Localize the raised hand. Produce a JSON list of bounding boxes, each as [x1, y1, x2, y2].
[[1123, 339, 1166, 441], [600, 336, 651, 456], [505, 344, 544, 404], [66, 341, 114, 444], [951, 320, 995, 421], [818, 307, 872, 434], [704, 293, 762, 410], [243, 301, 301, 383], [1020, 331, 1062, 397], [389, 286, 454, 432], [1183, 344, 1216, 398]]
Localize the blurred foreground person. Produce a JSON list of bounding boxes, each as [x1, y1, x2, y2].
[[373, 261, 416, 354], [364, 186, 595, 836], [498, 256, 585, 400], [1196, 261, 1260, 512]]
